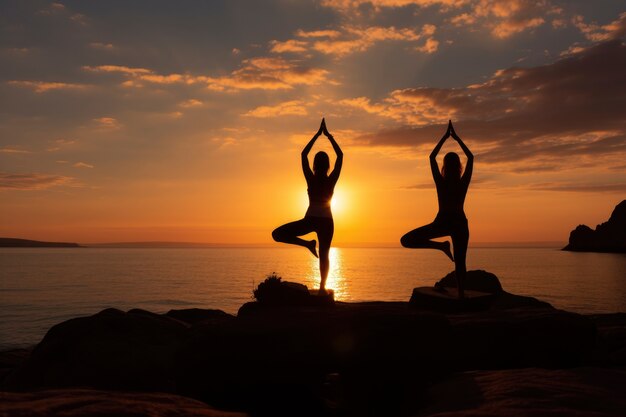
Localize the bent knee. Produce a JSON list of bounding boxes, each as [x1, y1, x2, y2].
[[400, 234, 412, 248], [271, 228, 283, 242]]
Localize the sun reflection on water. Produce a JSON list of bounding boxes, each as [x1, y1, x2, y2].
[[306, 247, 348, 300]]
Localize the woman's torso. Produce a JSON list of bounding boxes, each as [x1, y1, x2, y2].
[[435, 179, 468, 220], [306, 176, 334, 218]]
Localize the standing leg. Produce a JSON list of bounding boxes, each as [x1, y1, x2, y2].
[[451, 220, 469, 299], [400, 222, 454, 261], [272, 218, 318, 258], [316, 217, 334, 293]]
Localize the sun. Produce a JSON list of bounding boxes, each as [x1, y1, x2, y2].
[[331, 188, 346, 214]]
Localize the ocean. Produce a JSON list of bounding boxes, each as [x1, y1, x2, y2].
[[1, 246, 625, 350]]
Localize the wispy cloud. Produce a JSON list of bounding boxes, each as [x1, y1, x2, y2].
[[85, 58, 331, 91], [0, 147, 30, 154], [271, 24, 438, 58], [8, 81, 88, 93], [245, 100, 308, 117], [0, 172, 75, 190], [73, 162, 94, 169], [93, 117, 121, 129], [205, 57, 332, 91]]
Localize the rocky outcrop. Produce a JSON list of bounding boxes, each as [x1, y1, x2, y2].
[[563, 200, 626, 253], [0, 272, 611, 416]]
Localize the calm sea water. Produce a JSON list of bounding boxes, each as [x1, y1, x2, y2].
[[1, 247, 625, 350]]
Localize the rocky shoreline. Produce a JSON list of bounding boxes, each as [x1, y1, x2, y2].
[[2, 271, 625, 416]]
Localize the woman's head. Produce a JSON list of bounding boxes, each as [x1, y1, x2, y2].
[[313, 151, 330, 176], [442, 152, 462, 179]]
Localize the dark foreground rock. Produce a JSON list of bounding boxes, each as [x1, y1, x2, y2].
[[414, 366, 626, 417], [1, 271, 622, 416], [0, 389, 246, 417], [563, 200, 626, 253]]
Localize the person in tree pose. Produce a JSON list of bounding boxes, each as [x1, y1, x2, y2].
[[272, 118, 343, 293], [400, 120, 473, 298]]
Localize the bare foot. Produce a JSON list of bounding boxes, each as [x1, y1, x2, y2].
[[442, 241, 454, 262], [307, 240, 319, 258], [318, 287, 327, 296]]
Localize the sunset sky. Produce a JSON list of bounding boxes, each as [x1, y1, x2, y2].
[[1, 0, 625, 245]]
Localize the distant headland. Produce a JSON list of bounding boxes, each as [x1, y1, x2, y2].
[[0, 238, 82, 248], [563, 200, 626, 253]]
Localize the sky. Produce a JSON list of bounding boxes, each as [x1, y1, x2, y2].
[[1, 0, 625, 245]]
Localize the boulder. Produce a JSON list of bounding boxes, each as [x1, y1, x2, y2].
[[434, 269, 503, 293], [3, 308, 188, 392]]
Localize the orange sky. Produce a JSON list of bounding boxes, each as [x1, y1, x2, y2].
[[1, 1, 625, 244]]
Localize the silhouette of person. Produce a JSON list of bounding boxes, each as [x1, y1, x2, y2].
[[272, 118, 343, 293], [401, 120, 473, 298]]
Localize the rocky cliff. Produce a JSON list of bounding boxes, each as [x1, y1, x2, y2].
[[563, 200, 626, 253]]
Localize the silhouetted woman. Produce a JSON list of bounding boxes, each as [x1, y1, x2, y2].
[[401, 120, 473, 298], [272, 119, 343, 293]]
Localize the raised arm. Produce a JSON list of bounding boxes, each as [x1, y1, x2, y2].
[[430, 121, 451, 182], [322, 119, 343, 184], [450, 121, 473, 184], [302, 120, 324, 180]]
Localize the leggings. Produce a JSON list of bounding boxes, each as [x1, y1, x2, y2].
[[401, 215, 469, 288]]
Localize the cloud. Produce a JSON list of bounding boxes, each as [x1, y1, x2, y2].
[[0, 172, 75, 190], [0, 147, 30, 154], [178, 99, 203, 108], [8, 81, 88, 93], [345, 39, 626, 167], [321, 0, 559, 38], [311, 25, 434, 56], [85, 58, 331, 91], [295, 29, 342, 38], [47, 139, 76, 152], [572, 12, 626, 42], [270, 39, 309, 53], [527, 182, 626, 193], [450, 0, 561, 38], [320, 0, 468, 12], [244, 100, 308, 117], [205, 57, 332, 91], [73, 162, 94, 169], [93, 117, 121, 129]]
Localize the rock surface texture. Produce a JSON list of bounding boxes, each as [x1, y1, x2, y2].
[[564, 200, 626, 253]]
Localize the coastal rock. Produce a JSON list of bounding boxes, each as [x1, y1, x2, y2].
[[410, 270, 551, 311], [435, 270, 503, 293], [3, 308, 189, 392], [563, 200, 626, 253], [238, 276, 334, 316], [166, 308, 235, 325], [0, 389, 246, 417]]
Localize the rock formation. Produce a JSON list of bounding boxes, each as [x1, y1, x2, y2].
[[564, 200, 626, 253]]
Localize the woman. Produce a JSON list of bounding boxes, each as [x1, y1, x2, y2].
[[400, 120, 473, 298], [272, 118, 343, 293]]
